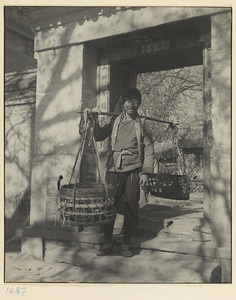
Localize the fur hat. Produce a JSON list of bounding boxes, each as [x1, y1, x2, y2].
[[122, 88, 142, 104]]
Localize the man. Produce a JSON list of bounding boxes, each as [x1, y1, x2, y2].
[[85, 88, 154, 257]]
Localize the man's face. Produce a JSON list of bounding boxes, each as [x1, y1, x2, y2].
[[123, 98, 140, 117]]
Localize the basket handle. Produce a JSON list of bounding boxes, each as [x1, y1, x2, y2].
[[91, 136, 109, 200], [70, 112, 110, 207], [57, 175, 63, 190]]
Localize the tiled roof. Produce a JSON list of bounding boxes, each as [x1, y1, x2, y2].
[[178, 125, 203, 148], [154, 125, 203, 158], [154, 140, 177, 159]]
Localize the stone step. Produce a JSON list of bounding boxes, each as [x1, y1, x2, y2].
[[43, 241, 221, 283], [156, 212, 205, 239]]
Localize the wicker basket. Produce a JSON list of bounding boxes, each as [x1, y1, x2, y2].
[[60, 182, 116, 226], [146, 173, 190, 200]]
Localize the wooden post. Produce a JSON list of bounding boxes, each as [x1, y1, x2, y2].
[[96, 58, 111, 180]]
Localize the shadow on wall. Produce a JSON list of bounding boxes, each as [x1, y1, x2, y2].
[[5, 190, 31, 252], [210, 15, 231, 249], [31, 6, 144, 30], [4, 11, 113, 236], [27, 8, 151, 229], [4, 7, 231, 283], [4, 22, 83, 247], [192, 16, 232, 282], [5, 101, 35, 250]]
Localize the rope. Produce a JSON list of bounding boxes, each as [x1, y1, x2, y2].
[[157, 125, 173, 173], [69, 141, 83, 184], [69, 111, 89, 184], [91, 136, 110, 202], [69, 110, 112, 212], [157, 124, 186, 176], [171, 127, 178, 174], [71, 111, 89, 211]]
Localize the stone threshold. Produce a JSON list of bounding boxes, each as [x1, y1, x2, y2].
[[22, 225, 231, 262]]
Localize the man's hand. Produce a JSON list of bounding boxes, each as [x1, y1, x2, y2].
[[140, 174, 149, 188], [83, 107, 90, 115], [92, 107, 101, 114], [83, 107, 101, 119]]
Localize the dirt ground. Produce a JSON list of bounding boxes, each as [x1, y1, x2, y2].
[[4, 192, 223, 284]]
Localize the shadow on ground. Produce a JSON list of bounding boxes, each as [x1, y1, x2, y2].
[[5, 193, 203, 256], [134, 193, 203, 245]]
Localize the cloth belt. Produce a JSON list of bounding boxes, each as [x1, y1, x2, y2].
[[116, 149, 137, 169]]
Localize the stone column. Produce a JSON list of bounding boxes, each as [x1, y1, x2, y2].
[[202, 32, 212, 221], [210, 12, 231, 249]]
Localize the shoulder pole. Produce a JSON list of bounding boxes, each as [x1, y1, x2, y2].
[[77, 111, 177, 126]]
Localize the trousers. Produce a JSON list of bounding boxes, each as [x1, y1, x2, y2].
[[102, 169, 140, 244]]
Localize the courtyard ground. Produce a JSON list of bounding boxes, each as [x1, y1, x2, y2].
[[4, 192, 231, 284]]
